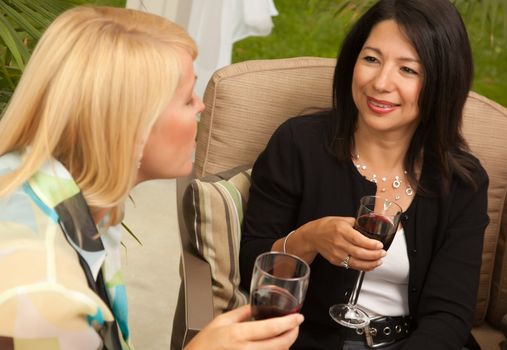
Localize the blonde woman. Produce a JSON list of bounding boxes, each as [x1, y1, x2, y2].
[[0, 6, 303, 350]]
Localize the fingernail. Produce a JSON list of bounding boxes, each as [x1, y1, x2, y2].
[[376, 242, 383, 249], [377, 259, 384, 266], [296, 314, 304, 324], [381, 250, 387, 257]]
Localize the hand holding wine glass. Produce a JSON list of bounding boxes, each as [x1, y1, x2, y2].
[[250, 251, 310, 320], [185, 304, 304, 350], [329, 195, 402, 328]]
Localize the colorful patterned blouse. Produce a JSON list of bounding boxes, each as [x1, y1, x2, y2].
[[0, 151, 132, 350]]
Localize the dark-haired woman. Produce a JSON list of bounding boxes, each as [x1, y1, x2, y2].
[[240, 0, 488, 349]]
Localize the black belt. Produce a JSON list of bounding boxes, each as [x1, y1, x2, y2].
[[339, 316, 413, 348]]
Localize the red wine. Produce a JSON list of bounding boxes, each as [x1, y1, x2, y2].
[[251, 285, 301, 320], [355, 213, 397, 250]]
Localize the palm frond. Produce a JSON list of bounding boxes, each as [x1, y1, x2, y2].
[[13, 2, 53, 28], [0, 2, 41, 39], [0, 0, 88, 115], [0, 15, 29, 69], [37, 0, 82, 15]]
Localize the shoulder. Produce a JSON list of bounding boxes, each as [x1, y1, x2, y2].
[[424, 149, 488, 191], [452, 149, 489, 188], [261, 113, 333, 163], [272, 112, 332, 144], [0, 151, 23, 175], [281, 112, 331, 132], [0, 155, 44, 232], [254, 113, 333, 175]]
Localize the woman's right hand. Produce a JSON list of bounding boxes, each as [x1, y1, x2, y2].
[[278, 216, 385, 271], [184, 304, 303, 350]]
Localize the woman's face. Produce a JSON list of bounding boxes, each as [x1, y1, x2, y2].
[[137, 51, 204, 182], [352, 19, 423, 137]]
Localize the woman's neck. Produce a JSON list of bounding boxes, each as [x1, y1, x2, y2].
[[353, 129, 420, 210], [353, 132, 410, 174]]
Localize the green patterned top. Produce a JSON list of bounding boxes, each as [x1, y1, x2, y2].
[[0, 151, 133, 350]]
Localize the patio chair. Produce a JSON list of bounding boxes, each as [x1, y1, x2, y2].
[[170, 57, 507, 350]]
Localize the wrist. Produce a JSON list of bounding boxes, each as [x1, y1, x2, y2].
[[297, 223, 318, 263], [283, 230, 296, 254]]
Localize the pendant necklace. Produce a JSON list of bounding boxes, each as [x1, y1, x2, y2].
[[352, 154, 414, 201]]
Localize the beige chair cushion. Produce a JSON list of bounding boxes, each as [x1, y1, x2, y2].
[[196, 57, 335, 177], [194, 57, 507, 326], [463, 92, 507, 326], [182, 166, 251, 316]]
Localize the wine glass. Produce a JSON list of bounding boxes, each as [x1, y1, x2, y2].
[[250, 251, 310, 320], [329, 195, 402, 328]]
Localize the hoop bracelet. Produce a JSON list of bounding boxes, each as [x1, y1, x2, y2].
[[283, 230, 296, 254]]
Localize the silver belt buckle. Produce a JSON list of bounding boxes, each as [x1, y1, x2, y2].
[[360, 316, 396, 348]]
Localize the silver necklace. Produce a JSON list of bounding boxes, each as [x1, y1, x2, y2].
[[353, 154, 414, 201]]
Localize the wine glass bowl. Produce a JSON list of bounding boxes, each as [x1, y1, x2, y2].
[[250, 251, 310, 320], [329, 196, 402, 328]]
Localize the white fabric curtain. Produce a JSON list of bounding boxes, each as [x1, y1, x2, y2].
[[187, 0, 278, 97], [127, 0, 278, 98], [126, 0, 178, 21], [188, 0, 278, 97]]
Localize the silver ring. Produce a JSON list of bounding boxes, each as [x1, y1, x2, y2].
[[341, 255, 351, 269]]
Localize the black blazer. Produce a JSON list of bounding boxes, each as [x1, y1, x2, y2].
[[239, 114, 489, 350]]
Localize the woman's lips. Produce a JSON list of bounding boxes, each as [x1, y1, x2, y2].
[[367, 96, 400, 114]]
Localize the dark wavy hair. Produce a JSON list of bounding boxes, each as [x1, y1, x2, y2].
[[329, 0, 477, 191]]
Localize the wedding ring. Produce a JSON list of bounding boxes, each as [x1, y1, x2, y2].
[[341, 255, 351, 269]]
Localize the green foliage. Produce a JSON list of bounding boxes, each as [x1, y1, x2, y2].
[[233, 0, 352, 61], [233, 0, 507, 107], [86, 0, 126, 6], [454, 0, 507, 105], [0, 0, 126, 113], [454, 0, 507, 45]]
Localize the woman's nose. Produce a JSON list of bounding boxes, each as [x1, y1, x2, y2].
[[373, 67, 394, 92], [196, 95, 205, 113]]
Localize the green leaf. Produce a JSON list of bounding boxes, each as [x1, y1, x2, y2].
[[0, 0, 127, 116], [0, 2, 41, 39], [11, 1, 52, 28], [0, 15, 29, 69], [37, 0, 84, 15]]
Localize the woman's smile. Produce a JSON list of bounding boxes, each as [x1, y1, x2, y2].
[[367, 96, 400, 114]]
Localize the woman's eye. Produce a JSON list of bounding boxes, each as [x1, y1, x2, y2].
[[363, 56, 378, 63], [401, 66, 418, 75]]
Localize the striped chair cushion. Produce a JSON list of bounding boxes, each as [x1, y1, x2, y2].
[[182, 166, 252, 315]]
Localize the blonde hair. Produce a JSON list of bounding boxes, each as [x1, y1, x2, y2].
[[0, 6, 197, 224]]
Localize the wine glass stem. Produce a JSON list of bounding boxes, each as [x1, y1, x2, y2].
[[349, 271, 365, 305]]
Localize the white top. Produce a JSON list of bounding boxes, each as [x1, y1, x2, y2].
[[357, 227, 410, 316]]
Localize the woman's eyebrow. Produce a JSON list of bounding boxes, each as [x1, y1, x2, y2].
[[362, 46, 420, 63]]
